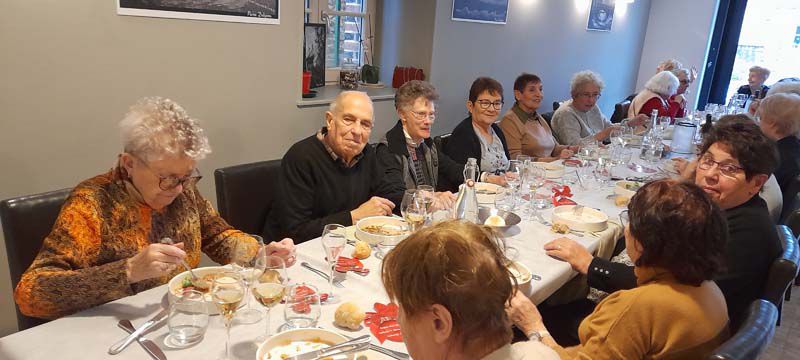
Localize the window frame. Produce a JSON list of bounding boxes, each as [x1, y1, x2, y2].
[[305, 0, 377, 84]]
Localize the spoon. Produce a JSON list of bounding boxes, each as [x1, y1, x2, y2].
[[160, 237, 198, 281]]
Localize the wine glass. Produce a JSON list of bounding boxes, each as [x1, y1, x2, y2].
[[211, 272, 245, 360], [529, 165, 550, 209], [283, 283, 322, 329], [321, 224, 346, 304], [416, 185, 436, 218], [401, 190, 426, 232], [252, 255, 287, 342], [505, 160, 522, 206], [231, 236, 265, 324]]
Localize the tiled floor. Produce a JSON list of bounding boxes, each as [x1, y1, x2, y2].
[[761, 284, 800, 359]]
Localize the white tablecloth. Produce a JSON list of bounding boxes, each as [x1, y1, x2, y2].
[[0, 153, 668, 360]]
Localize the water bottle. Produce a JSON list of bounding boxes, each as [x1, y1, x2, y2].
[[453, 158, 479, 223]]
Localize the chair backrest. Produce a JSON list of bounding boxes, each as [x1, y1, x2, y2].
[[785, 208, 800, 238], [707, 300, 778, 360], [214, 160, 281, 237], [779, 175, 800, 223], [0, 188, 71, 331], [434, 133, 451, 152], [541, 111, 554, 128], [552, 101, 560, 111], [762, 225, 800, 307], [610, 100, 631, 124]]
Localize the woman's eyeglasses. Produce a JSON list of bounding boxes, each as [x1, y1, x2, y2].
[[134, 155, 202, 190], [409, 110, 436, 121], [474, 100, 504, 110], [697, 155, 744, 178]]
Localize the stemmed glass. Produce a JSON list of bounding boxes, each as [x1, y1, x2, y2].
[[252, 255, 287, 342], [416, 185, 436, 219], [505, 160, 522, 206], [529, 165, 549, 209], [211, 272, 245, 360], [401, 190, 427, 232], [231, 236, 266, 324], [321, 224, 346, 304]]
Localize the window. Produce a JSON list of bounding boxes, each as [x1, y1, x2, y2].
[[305, 0, 376, 82]]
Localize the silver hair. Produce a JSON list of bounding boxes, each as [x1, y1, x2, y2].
[[758, 93, 800, 137], [749, 66, 771, 79], [570, 70, 605, 96], [395, 80, 439, 110], [119, 97, 211, 162], [328, 91, 373, 115], [769, 80, 800, 97], [645, 71, 680, 97], [656, 59, 683, 73]]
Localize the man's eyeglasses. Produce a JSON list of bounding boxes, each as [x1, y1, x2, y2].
[[135, 156, 202, 190], [577, 92, 602, 99], [697, 155, 744, 178], [474, 100, 504, 110], [619, 210, 629, 229], [409, 110, 436, 121]]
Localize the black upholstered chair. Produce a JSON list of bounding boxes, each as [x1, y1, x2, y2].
[[1, 188, 71, 331], [762, 225, 799, 326], [434, 133, 451, 152], [541, 111, 554, 128], [552, 101, 560, 111], [214, 160, 281, 239], [779, 175, 800, 223], [610, 100, 631, 124], [707, 300, 778, 360]]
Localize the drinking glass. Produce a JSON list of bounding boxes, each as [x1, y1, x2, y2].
[[283, 283, 321, 329], [211, 272, 245, 360], [416, 185, 436, 217], [494, 187, 515, 212], [252, 255, 287, 342], [231, 236, 265, 324], [321, 224, 346, 304], [166, 290, 209, 348], [505, 160, 522, 205], [401, 190, 427, 232], [529, 165, 550, 209]]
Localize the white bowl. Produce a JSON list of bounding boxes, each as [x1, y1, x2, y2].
[[256, 328, 353, 360], [168, 266, 239, 315], [613, 180, 643, 199], [551, 205, 609, 232], [355, 216, 410, 246], [474, 182, 502, 204], [508, 260, 532, 293], [532, 162, 565, 179]]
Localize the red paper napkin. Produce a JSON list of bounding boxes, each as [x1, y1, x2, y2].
[[288, 285, 328, 312], [551, 185, 577, 206], [365, 303, 403, 343], [336, 257, 367, 273]]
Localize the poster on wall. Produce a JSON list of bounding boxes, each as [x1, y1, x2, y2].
[[587, 0, 615, 31], [304, 23, 327, 89], [117, 0, 279, 25], [451, 0, 509, 25]]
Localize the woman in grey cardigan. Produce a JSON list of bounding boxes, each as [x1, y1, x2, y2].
[[551, 71, 647, 145]]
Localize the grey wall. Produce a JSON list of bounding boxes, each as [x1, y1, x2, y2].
[[428, 0, 653, 135], [635, 0, 719, 112], [377, 0, 437, 87], [0, 0, 397, 336]]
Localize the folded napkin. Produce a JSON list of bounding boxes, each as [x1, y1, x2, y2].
[[365, 303, 403, 343]]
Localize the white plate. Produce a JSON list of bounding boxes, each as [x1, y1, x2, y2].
[[256, 328, 353, 360], [168, 265, 240, 315], [532, 162, 565, 179], [551, 205, 609, 232], [475, 182, 502, 204]]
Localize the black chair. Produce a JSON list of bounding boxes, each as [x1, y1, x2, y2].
[[552, 101, 560, 111], [762, 225, 800, 326], [541, 111, 554, 128], [1, 188, 71, 331], [214, 160, 281, 238], [779, 175, 800, 223], [610, 100, 631, 124], [707, 300, 779, 360], [434, 133, 451, 152]]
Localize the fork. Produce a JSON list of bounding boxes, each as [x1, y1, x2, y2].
[[301, 262, 345, 288], [342, 334, 409, 359]]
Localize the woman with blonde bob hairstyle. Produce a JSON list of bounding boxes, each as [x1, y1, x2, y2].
[[381, 220, 558, 360], [628, 71, 680, 121]]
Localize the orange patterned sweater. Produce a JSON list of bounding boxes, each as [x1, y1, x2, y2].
[[14, 169, 254, 320]]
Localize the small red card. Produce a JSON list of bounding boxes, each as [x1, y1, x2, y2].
[[289, 285, 327, 312], [551, 185, 577, 206], [336, 257, 367, 273], [364, 302, 403, 343]]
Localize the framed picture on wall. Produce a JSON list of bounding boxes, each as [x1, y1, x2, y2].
[[304, 23, 327, 89], [117, 0, 280, 25], [587, 0, 615, 31], [451, 0, 509, 25]]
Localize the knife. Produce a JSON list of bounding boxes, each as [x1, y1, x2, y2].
[[109, 308, 168, 355], [284, 334, 370, 360], [118, 319, 168, 360]]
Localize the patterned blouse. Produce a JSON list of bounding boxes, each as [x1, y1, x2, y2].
[[473, 124, 509, 173], [14, 168, 255, 320]]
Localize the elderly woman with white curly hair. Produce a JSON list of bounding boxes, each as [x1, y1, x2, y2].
[[628, 71, 680, 122], [14, 97, 296, 320], [757, 93, 800, 217], [551, 70, 648, 145]]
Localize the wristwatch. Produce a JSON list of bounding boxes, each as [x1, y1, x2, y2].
[[526, 329, 550, 342]]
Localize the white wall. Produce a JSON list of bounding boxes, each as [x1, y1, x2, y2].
[[635, 0, 719, 111], [377, 0, 437, 86], [0, 0, 397, 336], [428, 0, 653, 135]]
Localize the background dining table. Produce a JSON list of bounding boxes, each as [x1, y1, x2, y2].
[[0, 150, 689, 360]]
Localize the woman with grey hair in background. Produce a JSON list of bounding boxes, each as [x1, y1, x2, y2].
[[757, 93, 800, 218], [551, 70, 647, 145], [628, 71, 680, 121], [376, 80, 463, 206], [14, 97, 296, 320]]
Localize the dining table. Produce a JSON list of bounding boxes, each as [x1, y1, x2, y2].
[[0, 148, 691, 360]]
